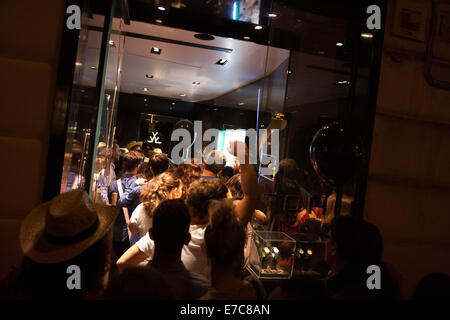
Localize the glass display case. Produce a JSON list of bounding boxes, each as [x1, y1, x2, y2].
[[294, 233, 326, 276], [247, 230, 296, 279]]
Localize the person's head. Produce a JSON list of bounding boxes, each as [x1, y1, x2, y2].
[[140, 171, 181, 217], [148, 153, 169, 176], [203, 150, 227, 175], [325, 216, 382, 272], [274, 158, 300, 194], [413, 273, 450, 300], [150, 199, 191, 255], [204, 200, 246, 274], [175, 162, 202, 201], [220, 166, 234, 184], [104, 266, 173, 300], [225, 174, 243, 200], [121, 150, 144, 174], [112, 143, 120, 162], [187, 179, 228, 224], [18, 190, 117, 299]]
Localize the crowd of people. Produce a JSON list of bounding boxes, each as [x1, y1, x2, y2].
[[1, 139, 448, 300]]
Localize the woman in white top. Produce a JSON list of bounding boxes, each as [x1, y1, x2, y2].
[[129, 172, 182, 239]]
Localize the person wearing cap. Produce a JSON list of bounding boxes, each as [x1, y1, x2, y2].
[[126, 141, 143, 154], [0, 190, 118, 299]]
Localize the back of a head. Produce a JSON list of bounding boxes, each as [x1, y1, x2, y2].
[[204, 200, 246, 267], [105, 266, 173, 300], [140, 171, 180, 215], [226, 174, 243, 200], [121, 150, 144, 172], [152, 199, 191, 253], [187, 179, 228, 221], [150, 153, 169, 176], [175, 162, 202, 200], [330, 216, 382, 268], [204, 150, 227, 174], [413, 273, 450, 300]]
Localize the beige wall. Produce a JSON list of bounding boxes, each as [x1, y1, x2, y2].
[[0, 1, 64, 275], [364, 0, 450, 298]]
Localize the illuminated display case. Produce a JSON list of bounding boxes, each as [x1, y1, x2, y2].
[[294, 233, 326, 274], [247, 230, 296, 279]]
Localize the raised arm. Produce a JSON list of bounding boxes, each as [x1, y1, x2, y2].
[[229, 141, 259, 227]]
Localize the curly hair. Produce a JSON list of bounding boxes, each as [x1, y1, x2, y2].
[[140, 171, 180, 218], [175, 163, 202, 200]]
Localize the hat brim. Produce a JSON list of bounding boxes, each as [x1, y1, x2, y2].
[[20, 201, 118, 264]]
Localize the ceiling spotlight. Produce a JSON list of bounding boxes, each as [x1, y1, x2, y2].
[[155, 19, 163, 24], [307, 249, 313, 255], [192, 81, 200, 85], [243, 36, 251, 40], [265, 12, 278, 18], [145, 74, 154, 79], [151, 47, 162, 54], [109, 40, 115, 46], [157, 6, 166, 11], [90, 66, 96, 69], [144, 98, 147, 102], [179, 93, 186, 97], [238, 102, 245, 106], [216, 59, 228, 65], [172, 102, 175, 105], [143, 87, 149, 91], [75, 62, 82, 67], [361, 33, 373, 39], [254, 25, 263, 30], [336, 42, 344, 47], [336, 80, 350, 85]]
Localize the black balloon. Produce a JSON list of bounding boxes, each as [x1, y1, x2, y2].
[[309, 122, 363, 186]]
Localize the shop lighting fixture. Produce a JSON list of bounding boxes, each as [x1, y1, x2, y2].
[[75, 62, 82, 67], [361, 33, 373, 39], [151, 47, 162, 54], [243, 36, 251, 40], [307, 249, 313, 255], [90, 66, 96, 69], [255, 25, 263, 30], [216, 59, 228, 65], [336, 42, 343, 47], [155, 19, 163, 24], [109, 40, 115, 46], [238, 102, 245, 106], [179, 93, 186, 97], [336, 80, 350, 85], [157, 6, 166, 11], [143, 87, 149, 91], [265, 12, 278, 18]]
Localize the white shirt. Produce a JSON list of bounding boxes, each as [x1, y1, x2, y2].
[[130, 203, 152, 239], [136, 224, 209, 279]]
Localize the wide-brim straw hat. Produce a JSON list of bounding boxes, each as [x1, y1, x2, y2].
[[126, 141, 143, 151], [20, 190, 118, 264]]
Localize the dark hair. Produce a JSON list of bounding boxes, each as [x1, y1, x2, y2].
[[152, 199, 190, 253], [17, 234, 112, 299], [149, 153, 169, 176], [175, 163, 202, 201], [413, 273, 450, 300], [204, 150, 226, 174], [330, 216, 382, 268], [104, 266, 173, 300], [204, 200, 245, 267], [226, 174, 243, 200], [187, 179, 228, 221], [221, 166, 234, 178], [121, 151, 144, 172], [274, 158, 300, 194]]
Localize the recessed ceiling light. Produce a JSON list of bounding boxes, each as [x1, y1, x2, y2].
[[144, 98, 147, 102], [336, 80, 350, 85], [216, 59, 228, 65], [143, 87, 149, 91], [75, 62, 82, 67], [109, 40, 115, 46], [145, 74, 154, 78], [157, 6, 166, 11], [238, 102, 245, 106], [172, 102, 175, 105], [336, 42, 344, 47], [265, 12, 278, 18], [243, 36, 251, 40], [361, 33, 373, 39], [155, 19, 163, 24], [192, 81, 200, 85], [90, 66, 96, 69], [255, 25, 263, 30], [179, 93, 186, 97], [151, 47, 162, 54]]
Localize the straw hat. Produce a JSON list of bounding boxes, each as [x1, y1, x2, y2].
[[20, 190, 118, 264], [126, 141, 143, 151]]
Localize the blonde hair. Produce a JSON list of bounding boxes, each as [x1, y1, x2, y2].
[[140, 171, 180, 217]]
